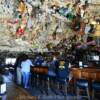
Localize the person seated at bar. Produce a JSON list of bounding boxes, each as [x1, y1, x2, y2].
[[34, 55, 44, 66], [56, 58, 69, 79], [41, 60, 48, 67], [21, 54, 33, 88], [14, 54, 23, 85], [49, 56, 59, 73], [14, 53, 26, 84]]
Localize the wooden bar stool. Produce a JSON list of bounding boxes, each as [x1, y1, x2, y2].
[[92, 81, 100, 100], [76, 79, 90, 100], [72, 68, 90, 100]]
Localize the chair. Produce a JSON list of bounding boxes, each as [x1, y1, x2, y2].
[[92, 81, 100, 100]]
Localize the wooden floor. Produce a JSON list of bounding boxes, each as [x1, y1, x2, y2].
[[0, 74, 99, 100], [8, 83, 36, 100], [0, 74, 37, 100], [0, 82, 37, 100]]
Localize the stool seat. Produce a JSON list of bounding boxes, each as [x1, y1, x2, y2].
[[92, 81, 100, 100], [92, 81, 100, 90], [47, 71, 56, 88], [48, 71, 56, 77], [76, 79, 90, 100], [76, 79, 88, 89], [56, 77, 69, 84]]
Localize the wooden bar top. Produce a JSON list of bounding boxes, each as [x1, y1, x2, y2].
[[71, 67, 100, 72], [71, 67, 100, 81], [31, 66, 48, 74]]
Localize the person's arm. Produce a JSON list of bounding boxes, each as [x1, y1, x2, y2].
[[29, 60, 34, 67]]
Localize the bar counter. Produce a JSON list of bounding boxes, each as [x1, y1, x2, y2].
[[31, 66, 48, 74], [71, 67, 100, 81], [31, 66, 100, 81]]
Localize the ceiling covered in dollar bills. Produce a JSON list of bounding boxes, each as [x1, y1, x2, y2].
[[0, 0, 100, 52]]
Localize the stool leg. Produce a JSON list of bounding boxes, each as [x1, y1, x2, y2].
[[86, 88, 90, 100], [92, 89, 95, 100], [42, 79, 44, 89], [36, 74, 39, 88], [65, 82, 68, 99], [29, 75, 31, 87], [47, 77, 50, 94], [64, 87, 67, 100], [51, 79, 54, 88], [76, 87, 80, 100], [34, 75, 36, 87], [57, 82, 60, 89]]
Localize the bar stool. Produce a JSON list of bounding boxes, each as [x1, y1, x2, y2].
[[76, 79, 90, 100], [46, 70, 56, 94], [30, 71, 37, 87], [47, 61, 58, 90], [72, 68, 90, 100], [56, 75, 69, 96], [38, 73, 48, 93], [31, 72, 39, 88], [92, 81, 100, 100]]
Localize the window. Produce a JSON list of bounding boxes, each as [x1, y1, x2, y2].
[[5, 58, 16, 65]]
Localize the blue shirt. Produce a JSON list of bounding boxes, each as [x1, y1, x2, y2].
[[21, 59, 33, 72], [34, 57, 43, 66]]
